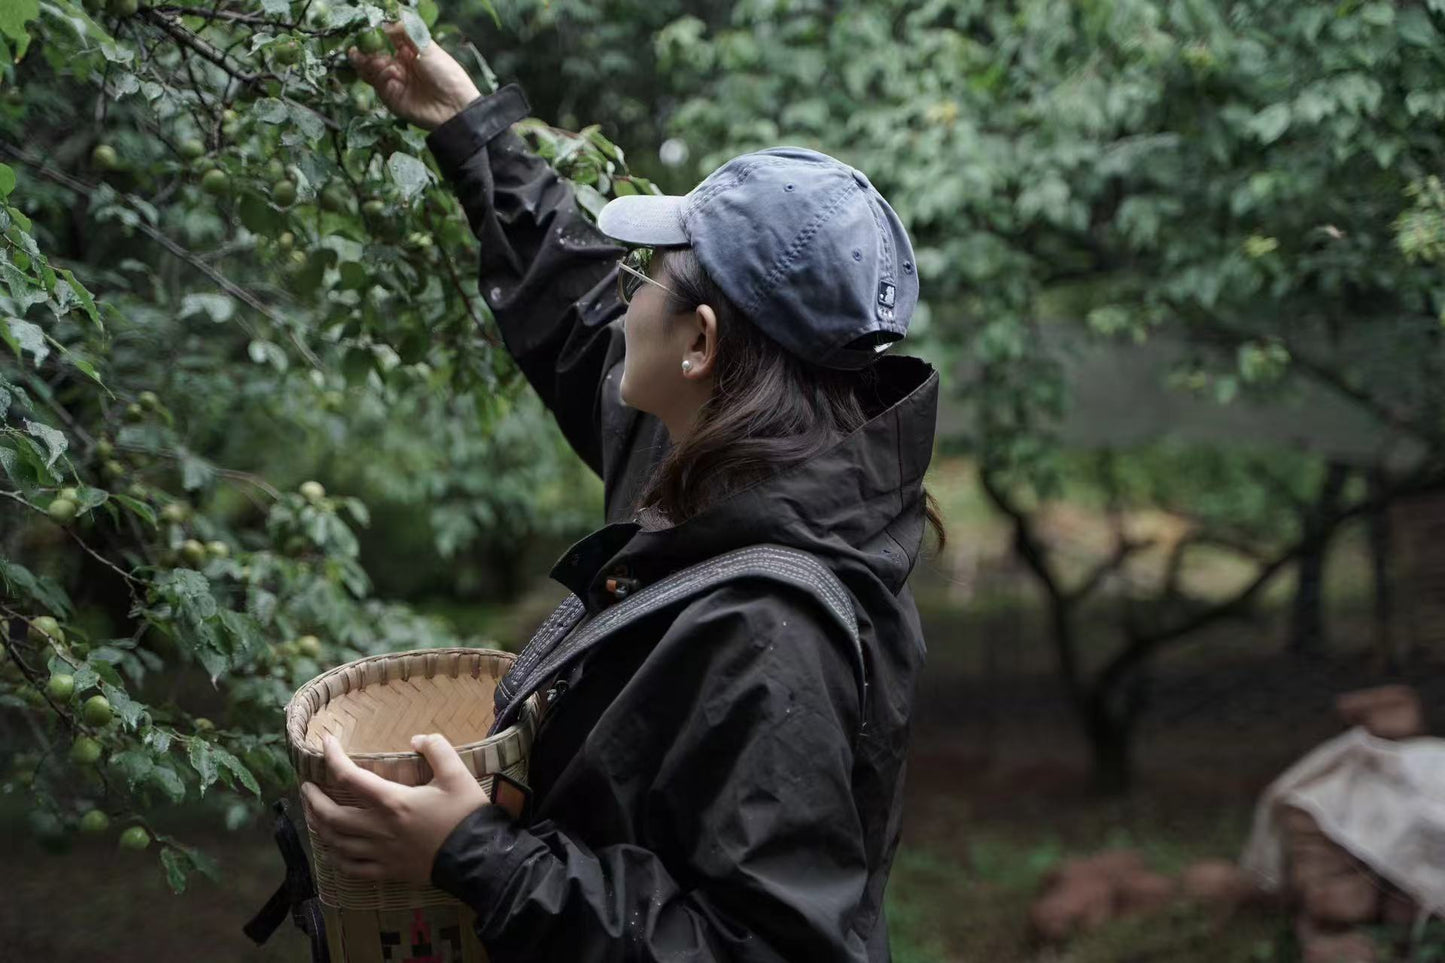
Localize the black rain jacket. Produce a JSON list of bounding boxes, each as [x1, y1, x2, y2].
[[421, 84, 940, 962]]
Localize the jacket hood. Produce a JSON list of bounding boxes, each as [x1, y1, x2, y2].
[[550, 354, 939, 606]]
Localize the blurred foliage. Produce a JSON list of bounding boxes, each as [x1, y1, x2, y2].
[[653, 0, 1445, 487]]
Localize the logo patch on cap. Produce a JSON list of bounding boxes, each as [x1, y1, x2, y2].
[[877, 280, 896, 308]]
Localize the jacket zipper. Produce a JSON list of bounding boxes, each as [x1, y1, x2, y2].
[[534, 677, 570, 743]]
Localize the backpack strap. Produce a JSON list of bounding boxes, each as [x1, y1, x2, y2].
[[491, 544, 865, 735]]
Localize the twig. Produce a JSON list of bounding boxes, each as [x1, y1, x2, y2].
[[140, 9, 261, 84], [121, 444, 282, 500], [148, 5, 342, 36], [422, 204, 496, 345]]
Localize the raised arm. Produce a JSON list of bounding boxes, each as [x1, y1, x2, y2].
[[350, 27, 669, 515]]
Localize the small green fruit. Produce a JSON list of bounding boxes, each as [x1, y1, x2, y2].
[[180, 539, 208, 568], [58, 487, 80, 501], [296, 635, 321, 658], [264, 158, 286, 181], [273, 40, 302, 66], [277, 231, 295, 252], [79, 809, 110, 834], [319, 184, 350, 213], [70, 736, 103, 766], [138, 390, 160, 411], [102, 460, 125, 480], [221, 109, 240, 137], [29, 616, 63, 645], [194, 717, 215, 732], [361, 198, 385, 218], [46, 674, 75, 701], [273, 179, 297, 207], [118, 826, 150, 850], [47, 498, 78, 525], [178, 138, 205, 161], [357, 28, 387, 55], [201, 168, 231, 196], [107, 0, 139, 17], [95, 438, 114, 459], [82, 695, 113, 727], [300, 480, 326, 502], [91, 144, 120, 171], [161, 502, 190, 524], [206, 540, 230, 559], [124, 402, 145, 423]]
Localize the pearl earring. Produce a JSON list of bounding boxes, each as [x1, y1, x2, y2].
[[681, 360, 693, 373]]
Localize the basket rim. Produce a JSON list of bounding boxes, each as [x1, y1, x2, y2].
[[285, 645, 520, 763]]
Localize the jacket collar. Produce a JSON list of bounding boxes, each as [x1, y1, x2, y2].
[[550, 355, 939, 610]]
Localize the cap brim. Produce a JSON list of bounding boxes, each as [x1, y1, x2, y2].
[[596, 194, 690, 247]]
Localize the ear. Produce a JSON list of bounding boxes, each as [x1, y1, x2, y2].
[[682, 303, 719, 380]]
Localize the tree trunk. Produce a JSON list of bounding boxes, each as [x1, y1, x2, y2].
[[1084, 697, 1133, 796], [1289, 462, 1350, 657]]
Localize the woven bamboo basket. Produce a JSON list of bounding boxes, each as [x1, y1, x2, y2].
[[285, 647, 541, 963]]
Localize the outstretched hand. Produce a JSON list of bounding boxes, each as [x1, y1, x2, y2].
[[347, 22, 482, 131], [300, 732, 492, 883]]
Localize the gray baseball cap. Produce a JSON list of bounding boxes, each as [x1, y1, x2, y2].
[[596, 146, 918, 370]]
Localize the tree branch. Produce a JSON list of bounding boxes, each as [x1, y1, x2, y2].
[[1099, 463, 1445, 696]]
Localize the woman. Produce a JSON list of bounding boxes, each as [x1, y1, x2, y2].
[[301, 23, 943, 962]]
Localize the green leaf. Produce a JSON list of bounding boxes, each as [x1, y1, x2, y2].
[[73, 486, 108, 514], [218, 609, 264, 660], [160, 847, 188, 894], [110, 749, 154, 791], [179, 293, 234, 324], [113, 493, 157, 527], [386, 152, 433, 201], [400, 7, 431, 51], [214, 745, 262, 797], [238, 194, 286, 234], [574, 184, 607, 219], [176, 446, 216, 492], [23, 419, 67, 468], [1398, 8, 1437, 46], [2, 317, 48, 365], [1248, 103, 1291, 144], [0, 558, 70, 614], [0, 164, 14, 197], [99, 680, 144, 728], [149, 762, 187, 803], [338, 261, 369, 291], [0, 0, 37, 60], [187, 739, 218, 794]]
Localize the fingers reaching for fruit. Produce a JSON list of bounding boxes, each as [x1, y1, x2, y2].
[[346, 22, 481, 131]]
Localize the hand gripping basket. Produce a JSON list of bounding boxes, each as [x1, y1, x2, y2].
[[285, 647, 541, 963]]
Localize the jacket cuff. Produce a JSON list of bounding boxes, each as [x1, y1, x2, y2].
[[430, 803, 531, 908], [425, 83, 532, 181]]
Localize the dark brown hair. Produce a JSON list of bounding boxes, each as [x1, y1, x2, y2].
[[635, 247, 945, 552]]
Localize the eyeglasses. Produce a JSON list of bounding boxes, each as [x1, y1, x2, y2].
[[616, 248, 678, 305]]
